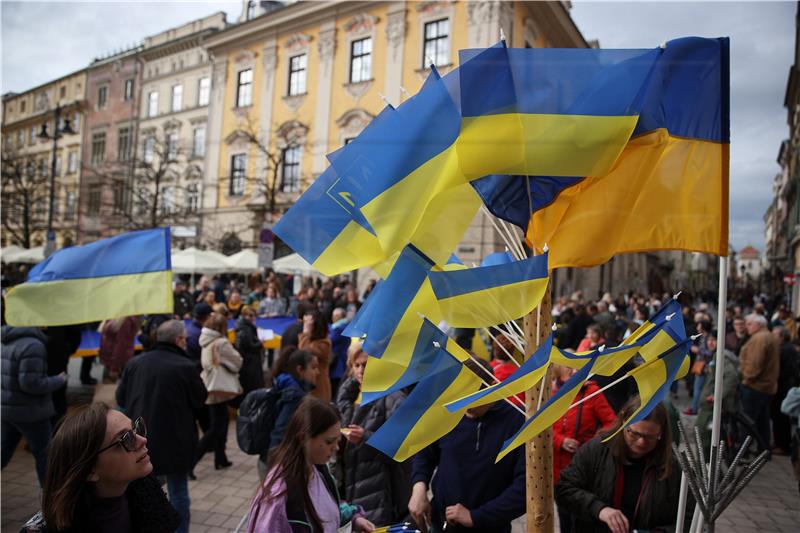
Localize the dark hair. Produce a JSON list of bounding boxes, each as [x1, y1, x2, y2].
[[257, 397, 340, 532], [42, 403, 110, 530], [602, 396, 673, 481], [295, 302, 314, 320], [306, 309, 329, 341], [271, 346, 316, 381]]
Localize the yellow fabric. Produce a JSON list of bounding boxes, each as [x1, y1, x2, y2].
[[393, 365, 482, 461], [471, 330, 491, 361], [457, 113, 638, 179], [444, 337, 473, 363], [5, 270, 173, 327], [528, 130, 729, 268], [436, 276, 550, 328]]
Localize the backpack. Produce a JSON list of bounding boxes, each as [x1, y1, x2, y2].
[[236, 387, 281, 455]]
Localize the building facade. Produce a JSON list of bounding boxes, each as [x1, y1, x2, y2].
[[201, 0, 589, 258], [137, 13, 226, 248], [1, 70, 87, 249]]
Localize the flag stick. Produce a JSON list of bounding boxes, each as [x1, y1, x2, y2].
[[481, 205, 526, 260], [485, 327, 522, 368], [499, 217, 528, 260], [524, 289, 554, 532]]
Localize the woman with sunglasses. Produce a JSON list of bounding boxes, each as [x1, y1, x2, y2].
[[555, 396, 682, 533], [21, 403, 180, 533], [246, 396, 375, 533]]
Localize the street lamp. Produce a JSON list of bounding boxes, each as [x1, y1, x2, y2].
[[38, 103, 76, 257]]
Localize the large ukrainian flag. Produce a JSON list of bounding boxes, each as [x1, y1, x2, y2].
[[5, 228, 173, 326]]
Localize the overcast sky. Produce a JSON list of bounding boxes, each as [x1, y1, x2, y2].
[[1, 1, 794, 253]]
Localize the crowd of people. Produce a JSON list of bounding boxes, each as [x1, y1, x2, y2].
[[3, 273, 800, 532]]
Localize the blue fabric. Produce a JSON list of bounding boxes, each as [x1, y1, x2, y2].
[[329, 320, 351, 380], [427, 252, 548, 300], [166, 473, 190, 533], [410, 402, 526, 533], [27, 228, 170, 282]]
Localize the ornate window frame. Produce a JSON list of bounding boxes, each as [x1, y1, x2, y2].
[[415, 1, 455, 73], [282, 33, 312, 112], [342, 13, 378, 102], [335, 108, 374, 147]]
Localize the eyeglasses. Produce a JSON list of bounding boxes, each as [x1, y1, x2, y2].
[[625, 426, 661, 443], [96, 417, 147, 455]]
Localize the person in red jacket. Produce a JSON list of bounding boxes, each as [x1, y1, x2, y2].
[[552, 365, 616, 533]]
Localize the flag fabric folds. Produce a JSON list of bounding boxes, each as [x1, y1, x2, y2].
[[366, 342, 482, 462], [5, 228, 173, 327]]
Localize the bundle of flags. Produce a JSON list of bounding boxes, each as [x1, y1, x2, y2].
[[4, 228, 174, 327], [273, 36, 729, 461]]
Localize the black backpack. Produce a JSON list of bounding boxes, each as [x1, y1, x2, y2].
[[236, 387, 281, 455]]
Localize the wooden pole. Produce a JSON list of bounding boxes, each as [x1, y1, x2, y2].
[[524, 289, 554, 532]]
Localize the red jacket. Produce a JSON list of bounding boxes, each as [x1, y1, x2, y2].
[[493, 361, 524, 406], [552, 380, 616, 484]]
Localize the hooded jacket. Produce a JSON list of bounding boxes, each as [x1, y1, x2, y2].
[[411, 402, 526, 533], [1, 326, 64, 423], [199, 327, 243, 404]]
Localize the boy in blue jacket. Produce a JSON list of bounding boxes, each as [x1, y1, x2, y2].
[[408, 398, 526, 533]]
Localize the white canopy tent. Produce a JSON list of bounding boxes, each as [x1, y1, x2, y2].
[[0, 245, 25, 263], [171, 247, 230, 274], [272, 253, 317, 276], [2, 246, 45, 264], [225, 249, 260, 272]]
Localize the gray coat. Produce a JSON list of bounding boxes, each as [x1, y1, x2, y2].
[[336, 377, 409, 525], [1, 326, 64, 423]]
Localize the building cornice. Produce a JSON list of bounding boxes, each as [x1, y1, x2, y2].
[[2, 69, 88, 103], [204, 1, 381, 55]]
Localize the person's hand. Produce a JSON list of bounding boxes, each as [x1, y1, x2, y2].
[[445, 503, 473, 528], [598, 507, 629, 533], [58, 371, 68, 384], [561, 437, 579, 453], [706, 394, 714, 403], [408, 482, 431, 532], [353, 516, 375, 532], [346, 424, 365, 445]]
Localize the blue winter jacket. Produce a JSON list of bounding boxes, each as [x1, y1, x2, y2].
[[1, 326, 64, 423], [411, 402, 526, 533]]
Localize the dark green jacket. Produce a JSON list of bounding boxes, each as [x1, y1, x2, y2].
[[555, 437, 683, 532]]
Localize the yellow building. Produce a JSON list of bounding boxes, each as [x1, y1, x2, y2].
[[202, 0, 588, 257], [2, 70, 87, 249]]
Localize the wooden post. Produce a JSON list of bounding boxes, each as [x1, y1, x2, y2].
[[524, 289, 554, 532]]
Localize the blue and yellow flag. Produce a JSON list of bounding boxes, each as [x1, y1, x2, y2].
[[428, 252, 549, 328], [366, 342, 482, 462], [5, 228, 173, 326]]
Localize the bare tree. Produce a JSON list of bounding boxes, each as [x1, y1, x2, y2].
[[1, 148, 50, 248]]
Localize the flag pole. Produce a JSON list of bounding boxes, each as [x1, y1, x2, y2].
[[524, 289, 554, 532]]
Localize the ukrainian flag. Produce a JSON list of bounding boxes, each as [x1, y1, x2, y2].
[[5, 228, 173, 327], [366, 342, 481, 462], [428, 252, 549, 328]]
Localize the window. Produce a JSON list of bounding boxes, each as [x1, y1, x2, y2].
[[97, 85, 108, 108], [280, 146, 301, 192], [171, 85, 183, 112], [229, 154, 246, 196], [60, 86, 66, 99], [143, 136, 156, 164], [64, 191, 77, 221], [20, 100, 26, 113], [236, 69, 253, 107], [287, 55, 307, 96], [197, 77, 210, 106], [38, 158, 48, 177], [17, 130, 24, 147], [117, 127, 132, 161], [33, 198, 46, 224], [186, 183, 200, 213], [135, 187, 150, 216], [160, 186, 175, 215], [30, 126, 37, 144], [166, 132, 179, 160], [423, 19, 449, 67], [91, 132, 106, 164], [113, 180, 128, 214], [123, 79, 134, 101], [87, 183, 102, 215], [192, 126, 206, 157], [67, 152, 77, 173], [72, 112, 80, 131], [344, 137, 355, 145], [349, 38, 372, 83], [148, 91, 158, 117], [55, 156, 62, 176]]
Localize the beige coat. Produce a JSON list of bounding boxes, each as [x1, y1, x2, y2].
[[199, 328, 243, 404], [739, 329, 780, 395]]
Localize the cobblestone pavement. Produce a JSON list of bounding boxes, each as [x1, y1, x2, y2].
[[2, 376, 799, 532]]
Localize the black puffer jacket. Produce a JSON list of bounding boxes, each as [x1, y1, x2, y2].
[[20, 475, 180, 533], [1, 326, 64, 423], [235, 317, 265, 395], [336, 377, 409, 525], [555, 437, 683, 532]]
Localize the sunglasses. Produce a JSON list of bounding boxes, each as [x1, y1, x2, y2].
[[96, 417, 147, 455], [625, 426, 661, 443]]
